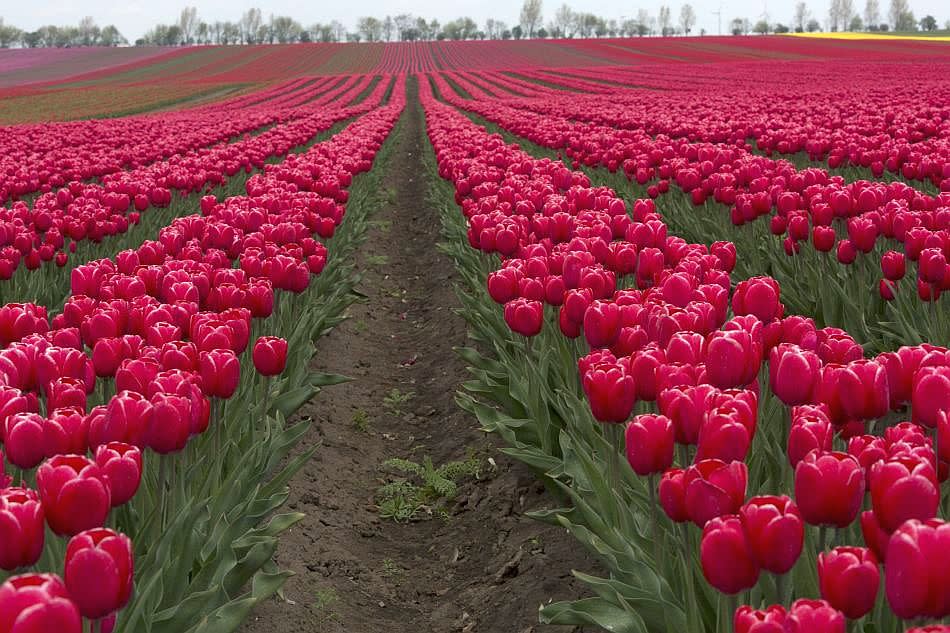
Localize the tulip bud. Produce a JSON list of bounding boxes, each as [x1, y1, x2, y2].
[[252, 336, 288, 377], [912, 365, 950, 429], [582, 363, 635, 424], [37, 455, 111, 536], [881, 251, 906, 281], [0, 573, 81, 633], [705, 329, 761, 389], [731, 276, 783, 323], [700, 514, 760, 594], [885, 518, 950, 619], [658, 468, 688, 523], [64, 528, 133, 619]]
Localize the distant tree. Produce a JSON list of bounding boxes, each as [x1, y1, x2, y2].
[[806, 18, 822, 31], [658, 6, 672, 35], [77, 16, 101, 45], [538, 26, 549, 37], [222, 22, 241, 44], [889, 0, 915, 30], [0, 18, 22, 47], [637, 9, 653, 35], [919, 15, 937, 31], [730, 17, 744, 35], [864, 0, 880, 28], [520, 0, 543, 37], [512, 24, 523, 39], [554, 4, 577, 37], [679, 4, 696, 34], [879, 22, 889, 30], [22, 31, 41, 47], [753, 20, 770, 34], [100, 24, 127, 46], [357, 17, 383, 42], [179, 7, 199, 44], [793, 2, 809, 31], [240, 8, 262, 44], [485, 18, 507, 39], [774, 23, 791, 33], [849, 15, 864, 30], [270, 16, 302, 43]]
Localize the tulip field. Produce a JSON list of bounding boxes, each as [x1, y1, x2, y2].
[[1, 34, 950, 633]]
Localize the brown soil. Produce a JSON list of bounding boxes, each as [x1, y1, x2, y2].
[[241, 90, 593, 632]]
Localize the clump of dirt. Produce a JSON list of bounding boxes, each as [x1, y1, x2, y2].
[[241, 87, 594, 633]]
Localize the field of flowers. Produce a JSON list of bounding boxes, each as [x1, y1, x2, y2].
[[1, 34, 949, 633]]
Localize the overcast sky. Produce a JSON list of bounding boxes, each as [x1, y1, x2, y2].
[[3, 0, 948, 41]]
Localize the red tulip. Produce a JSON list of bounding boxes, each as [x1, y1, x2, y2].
[[783, 599, 845, 633], [870, 455, 939, 532], [769, 344, 820, 406], [0, 573, 81, 633], [94, 443, 142, 507], [145, 393, 191, 455], [252, 336, 288, 377], [624, 414, 673, 476], [503, 298, 543, 337], [787, 405, 834, 468], [36, 455, 111, 537], [0, 488, 44, 571], [881, 251, 906, 281], [818, 546, 879, 619], [700, 514, 759, 594], [683, 459, 747, 527], [734, 604, 786, 633], [659, 384, 718, 446], [739, 495, 804, 575], [64, 528, 133, 619], [794, 451, 864, 528], [582, 363, 635, 424], [658, 468, 688, 522], [731, 276, 783, 322], [705, 329, 761, 389], [912, 366, 950, 429], [696, 404, 753, 462], [198, 349, 240, 399], [885, 518, 950, 619]]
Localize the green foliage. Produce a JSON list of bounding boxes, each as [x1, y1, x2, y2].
[[352, 408, 372, 433], [382, 388, 415, 416], [376, 453, 482, 522]]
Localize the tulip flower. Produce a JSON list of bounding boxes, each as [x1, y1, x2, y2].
[[769, 344, 820, 406], [145, 393, 192, 455], [881, 251, 906, 281], [696, 405, 753, 462], [731, 276, 783, 323], [912, 365, 950, 429], [503, 298, 543, 337], [705, 329, 761, 389], [700, 514, 760, 594], [885, 518, 950, 619], [198, 349, 241, 399], [739, 495, 804, 575], [733, 605, 786, 633], [0, 488, 44, 571], [94, 443, 142, 507], [783, 599, 845, 633], [788, 406, 834, 468], [624, 414, 673, 476], [658, 468, 688, 523], [0, 573, 81, 633], [37, 455, 111, 537], [870, 455, 939, 532], [794, 451, 864, 528], [683, 459, 747, 527], [64, 528, 133, 619], [817, 546, 879, 619], [582, 363, 635, 424], [252, 336, 288, 377]]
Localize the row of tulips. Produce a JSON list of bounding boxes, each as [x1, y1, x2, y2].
[[0, 82, 405, 633], [431, 70, 950, 350], [0, 74, 368, 204], [421, 74, 950, 633], [0, 77, 394, 308]]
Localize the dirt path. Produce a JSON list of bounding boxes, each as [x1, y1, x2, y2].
[[242, 85, 592, 633]]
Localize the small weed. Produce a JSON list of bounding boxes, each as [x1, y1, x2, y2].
[[353, 319, 368, 333], [381, 558, 403, 578], [352, 409, 371, 433], [382, 388, 415, 416], [369, 218, 392, 232], [385, 187, 397, 204], [311, 587, 341, 623], [366, 254, 389, 267], [376, 453, 483, 522]]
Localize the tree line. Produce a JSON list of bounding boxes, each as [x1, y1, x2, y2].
[[0, 0, 946, 49]]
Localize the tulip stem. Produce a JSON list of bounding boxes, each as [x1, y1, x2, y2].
[[678, 444, 690, 468], [648, 473, 662, 570], [679, 523, 698, 631], [158, 456, 168, 530], [775, 572, 788, 606], [818, 525, 828, 554]]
